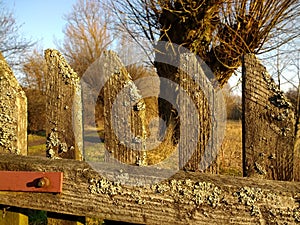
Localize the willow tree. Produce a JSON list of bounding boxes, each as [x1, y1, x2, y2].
[[113, 0, 299, 84], [112, 0, 300, 144]]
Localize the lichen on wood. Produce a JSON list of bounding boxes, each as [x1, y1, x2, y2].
[[99, 51, 147, 165], [0, 52, 27, 155], [178, 53, 226, 173], [1, 154, 300, 224], [242, 54, 295, 181], [44, 49, 83, 160]]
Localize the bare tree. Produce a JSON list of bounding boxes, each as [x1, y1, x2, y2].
[[59, 0, 114, 77], [261, 36, 300, 117], [285, 49, 300, 116], [111, 0, 300, 145], [21, 49, 47, 132], [22, 49, 47, 91], [260, 33, 300, 90], [0, 0, 34, 67], [112, 0, 300, 85], [222, 84, 242, 120]]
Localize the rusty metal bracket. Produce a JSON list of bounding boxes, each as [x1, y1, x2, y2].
[[0, 171, 63, 193]]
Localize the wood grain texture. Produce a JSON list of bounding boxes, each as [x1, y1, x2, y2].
[[45, 49, 83, 160], [44, 48, 84, 225], [0, 53, 28, 224], [80, 50, 148, 166], [1, 154, 300, 224], [0, 51, 27, 155], [102, 51, 147, 165], [178, 53, 225, 172], [242, 54, 295, 181]]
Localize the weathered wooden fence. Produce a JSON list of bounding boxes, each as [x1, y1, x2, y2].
[[179, 54, 225, 173], [45, 49, 83, 161], [1, 154, 300, 224], [44, 49, 84, 225], [102, 51, 147, 165], [242, 54, 296, 181], [0, 50, 300, 225], [0, 51, 28, 224], [0, 52, 27, 155], [81, 51, 224, 170]]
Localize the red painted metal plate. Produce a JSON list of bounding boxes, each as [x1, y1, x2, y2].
[[0, 171, 63, 193]]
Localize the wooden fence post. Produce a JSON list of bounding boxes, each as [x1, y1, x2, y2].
[[0, 52, 28, 224], [178, 53, 223, 173], [81, 50, 147, 166], [102, 51, 147, 165], [242, 54, 295, 181], [45, 49, 83, 160], [45, 49, 84, 225]]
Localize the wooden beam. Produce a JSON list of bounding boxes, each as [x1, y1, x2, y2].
[[0, 208, 28, 225], [1, 154, 300, 224]]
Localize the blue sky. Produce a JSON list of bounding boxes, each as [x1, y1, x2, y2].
[[3, 0, 77, 49]]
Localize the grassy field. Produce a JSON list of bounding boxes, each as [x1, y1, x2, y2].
[[28, 132, 46, 157], [28, 120, 243, 175], [219, 120, 242, 176]]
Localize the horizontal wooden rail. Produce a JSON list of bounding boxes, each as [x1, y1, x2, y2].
[[0, 154, 300, 224]]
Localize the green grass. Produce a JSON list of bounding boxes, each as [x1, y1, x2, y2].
[[27, 210, 47, 225], [28, 144, 46, 156], [84, 142, 105, 162], [27, 134, 46, 157], [219, 167, 242, 176], [27, 129, 106, 160]]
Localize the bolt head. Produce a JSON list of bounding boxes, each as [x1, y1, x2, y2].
[[36, 177, 50, 188]]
